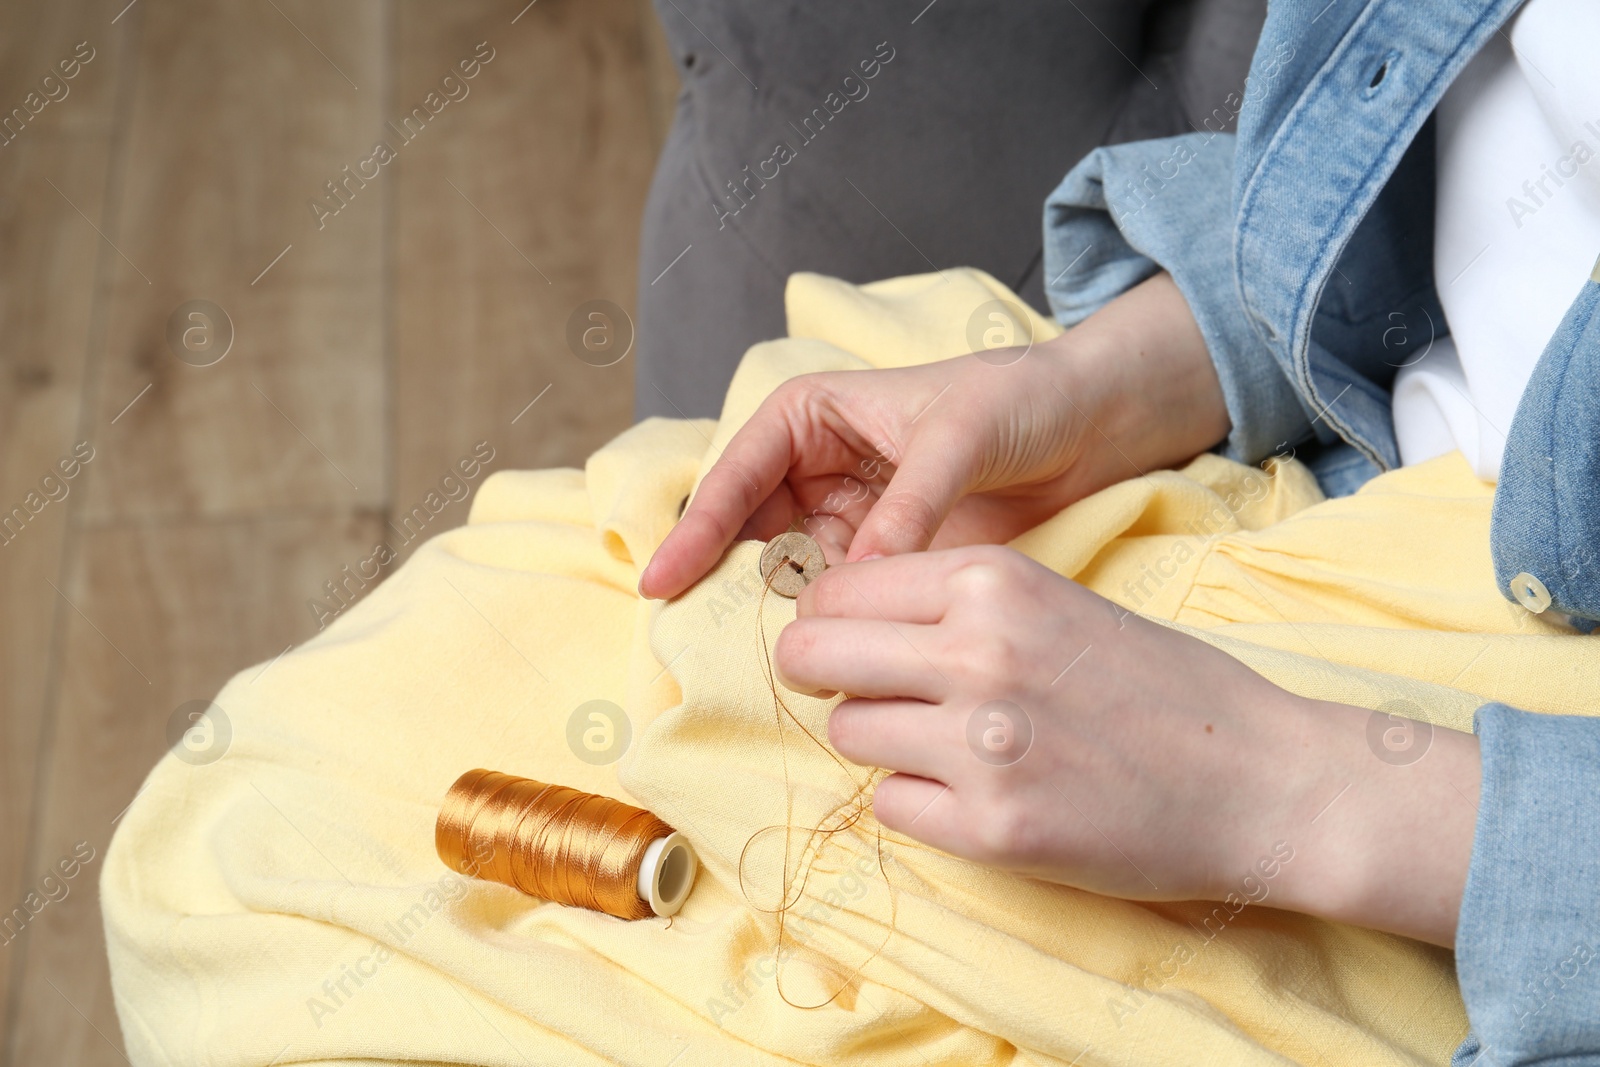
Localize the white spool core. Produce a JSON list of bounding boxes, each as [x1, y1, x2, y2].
[[636, 832, 698, 917]]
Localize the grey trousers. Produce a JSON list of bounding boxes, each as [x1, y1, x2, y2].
[[635, 0, 1266, 419]]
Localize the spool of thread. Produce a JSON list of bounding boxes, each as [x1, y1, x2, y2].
[[436, 769, 698, 920]]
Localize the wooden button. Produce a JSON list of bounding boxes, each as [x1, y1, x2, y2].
[[759, 533, 825, 598]]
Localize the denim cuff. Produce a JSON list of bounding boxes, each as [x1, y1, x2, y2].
[[1041, 134, 1314, 464], [1452, 703, 1600, 1065]]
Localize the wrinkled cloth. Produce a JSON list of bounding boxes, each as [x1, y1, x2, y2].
[[105, 268, 1593, 1067]]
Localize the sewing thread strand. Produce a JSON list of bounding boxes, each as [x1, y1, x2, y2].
[[740, 550, 897, 1010]]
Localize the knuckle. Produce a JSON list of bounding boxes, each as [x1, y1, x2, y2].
[[874, 491, 937, 535], [699, 463, 756, 513], [960, 631, 1022, 686], [772, 371, 839, 415], [769, 375, 813, 406], [964, 544, 1016, 567], [949, 551, 1021, 600], [679, 500, 737, 547], [969, 797, 1036, 866]]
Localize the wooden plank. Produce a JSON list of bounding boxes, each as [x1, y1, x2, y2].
[[8, 2, 389, 1062], [0, 4, 112, 137], [390, 0, 660, 559], [9, 1, 673, 1060], [77, 0, 388, 524], [0, 0, 120, 1043], [9, 513, 386, 1066]]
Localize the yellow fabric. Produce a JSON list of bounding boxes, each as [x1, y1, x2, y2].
[[105, 268, 1590, 1067]]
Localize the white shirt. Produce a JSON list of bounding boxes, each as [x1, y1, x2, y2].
[[1392, 0, 1600, 480]]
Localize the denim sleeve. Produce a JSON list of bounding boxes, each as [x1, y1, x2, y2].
[[1041, 133, 1315, 464], [1451, 704, 1600, 1066]]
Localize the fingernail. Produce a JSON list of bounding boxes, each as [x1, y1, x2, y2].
[[857, 553, 883, 563]]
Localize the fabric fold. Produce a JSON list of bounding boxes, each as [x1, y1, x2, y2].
[[103, 267, 1594, 1067]]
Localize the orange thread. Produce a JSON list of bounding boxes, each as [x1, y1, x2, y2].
[[432, 545, 899, 984], [740, 554, 897, 1009], [436, 769, 673, 921]]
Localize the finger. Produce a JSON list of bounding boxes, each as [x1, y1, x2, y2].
[[774, 618, 948, 702], [801, 513, 858, 568], [869, 773, 960, 849], [796, 551, 970, 623], [779, 472, 879, 564], [736, 483, 801, 543], [827, 698, 952, 780], [847, 431, 974, 562], [743, 486, 865, 562], [873, 774, 1013, 867], [640, 413, 795, 599]]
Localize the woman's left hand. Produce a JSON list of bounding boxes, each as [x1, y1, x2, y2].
[[774, 545, 1482, 945]]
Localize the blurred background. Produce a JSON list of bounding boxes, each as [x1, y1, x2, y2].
[[0, 2, 675, 1060]]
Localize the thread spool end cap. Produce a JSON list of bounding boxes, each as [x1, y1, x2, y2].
[[637, 832, 698, 917]]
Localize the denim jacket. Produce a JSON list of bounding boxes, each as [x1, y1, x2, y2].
[[1040, 1, 1600, 1062]]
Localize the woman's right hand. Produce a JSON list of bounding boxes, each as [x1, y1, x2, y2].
[[638, 272, 1230, 600]]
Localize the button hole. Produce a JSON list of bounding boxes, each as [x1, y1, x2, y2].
[[1363, 52, 1399, 96]]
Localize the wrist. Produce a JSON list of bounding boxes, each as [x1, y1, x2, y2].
[[1044, 274, 1230, 487], [1195, 685, 1334, 906], [1263, 697, 1481, 947]]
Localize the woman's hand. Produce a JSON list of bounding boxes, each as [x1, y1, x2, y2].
[[777, 546, 1483, 947], [638, 273, 1230, 600]]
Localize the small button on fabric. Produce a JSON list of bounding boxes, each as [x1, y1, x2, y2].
[[1510, 571, 1552, 613], [759, 533, 826, 598]]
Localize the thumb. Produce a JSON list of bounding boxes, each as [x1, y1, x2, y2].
[[848, 444, 971, 560]]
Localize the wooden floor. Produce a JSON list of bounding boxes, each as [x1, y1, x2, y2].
[[0, 2, 676, 1061]]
